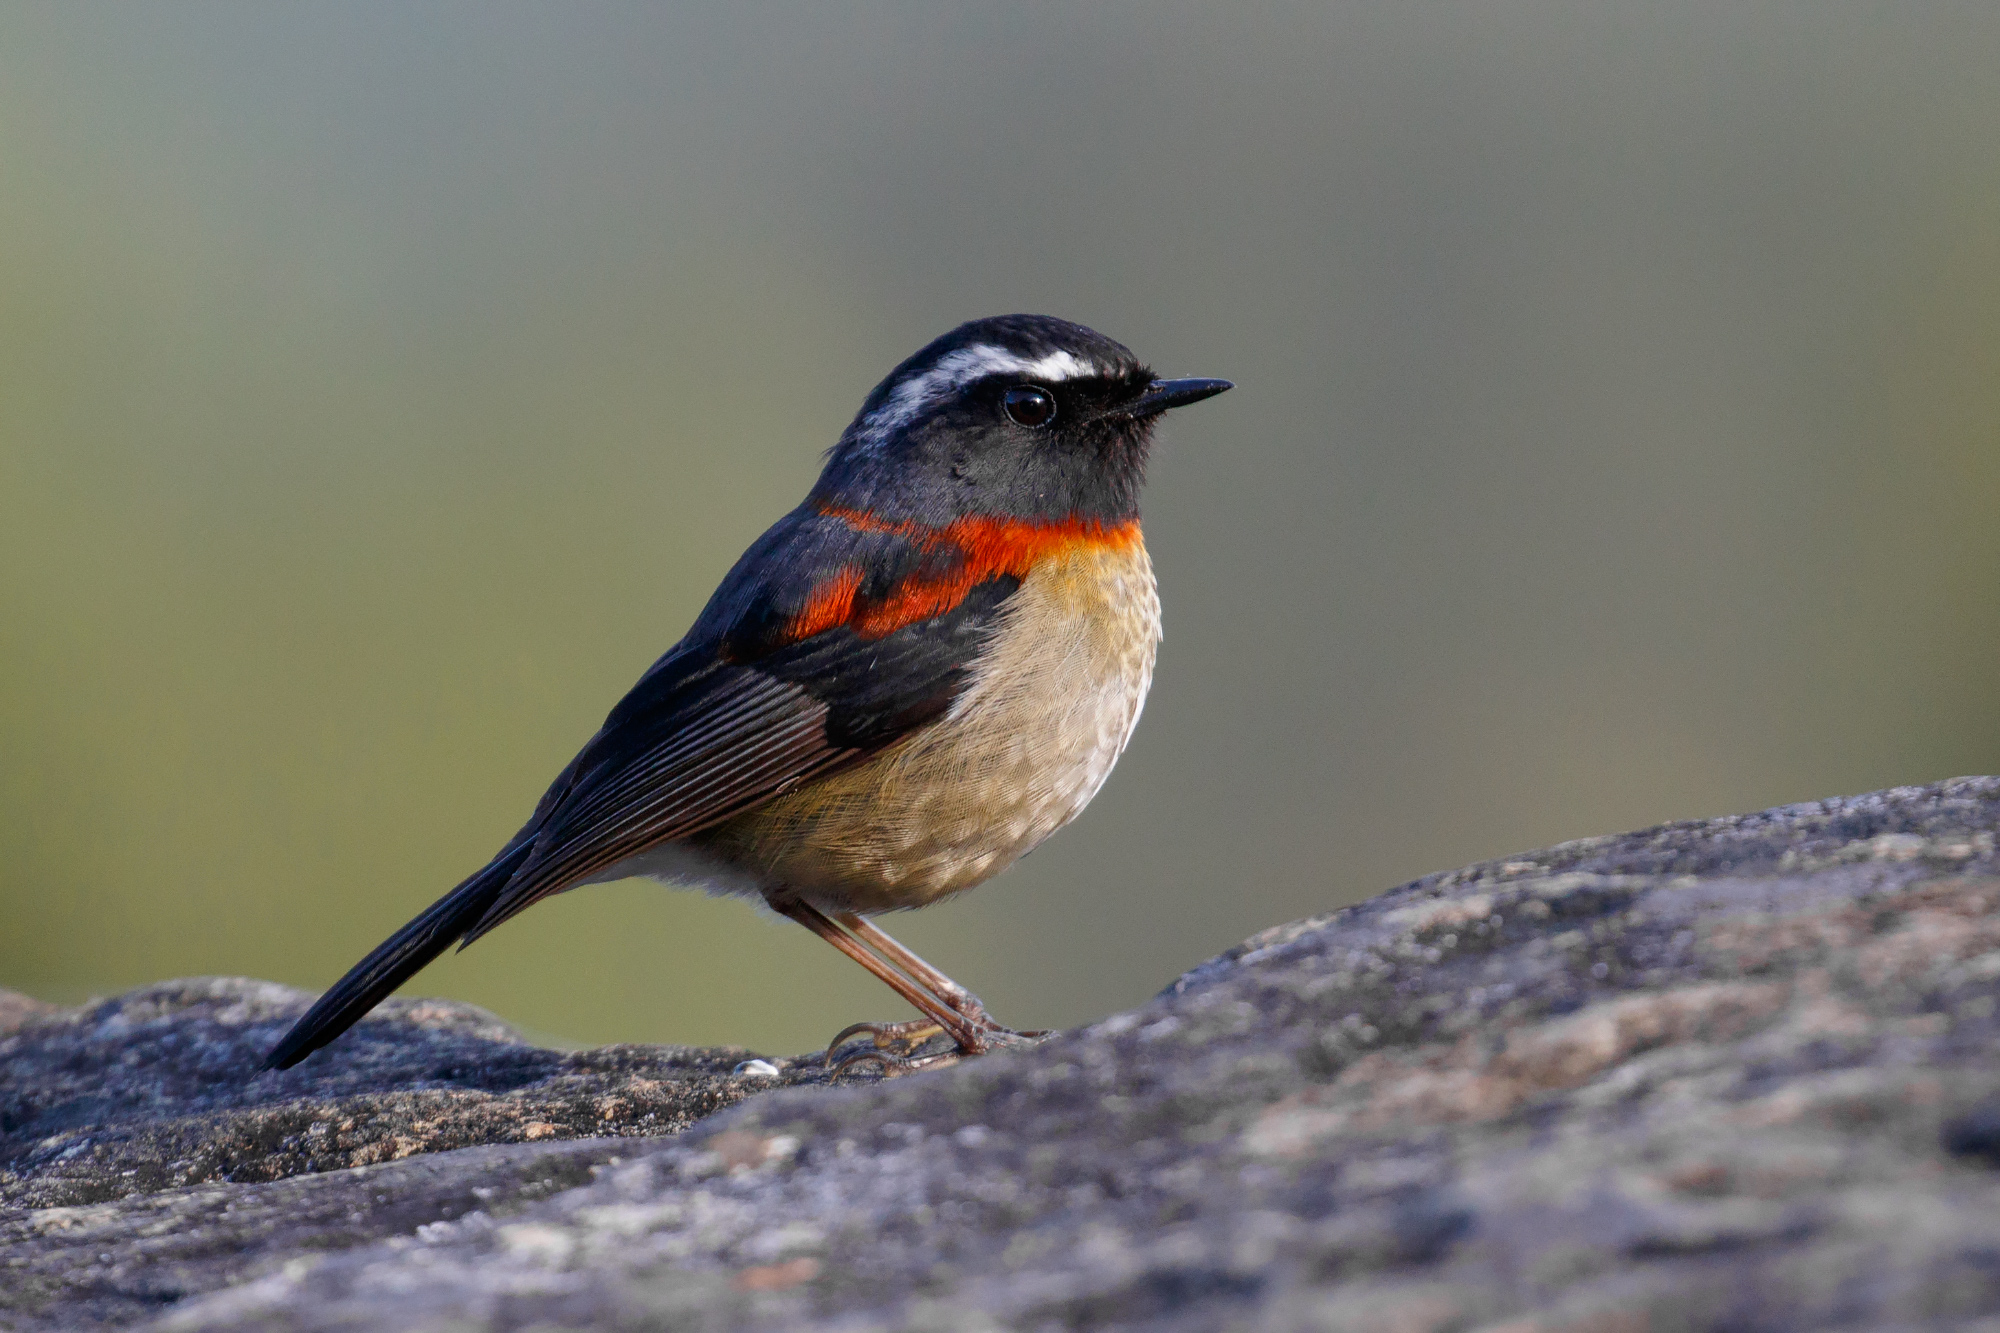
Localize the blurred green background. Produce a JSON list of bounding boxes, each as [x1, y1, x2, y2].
[[3, 5, 1996, 1054]]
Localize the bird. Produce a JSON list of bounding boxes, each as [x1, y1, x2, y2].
[[262, 314, 1230, 1075]]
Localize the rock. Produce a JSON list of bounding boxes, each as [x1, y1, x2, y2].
[[7, 777, 2000, 1330], [0, 978, 820, 1214]]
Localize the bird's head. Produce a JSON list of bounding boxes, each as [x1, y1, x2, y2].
[[813, 314, 1230, 526]]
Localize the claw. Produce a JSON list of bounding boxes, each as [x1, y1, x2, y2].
[[821, 1015, 1054, 1078], [823, 1018, 957, 1077], [826, 1018, 945, 1056], [826, 1043, 963, 1078], [982, 1027, 1052, 1050]]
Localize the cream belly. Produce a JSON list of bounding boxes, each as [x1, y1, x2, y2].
[[687, 536, 1160, 913]]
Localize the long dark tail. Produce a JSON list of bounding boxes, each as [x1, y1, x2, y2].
[[261, 838, 535, 1071]]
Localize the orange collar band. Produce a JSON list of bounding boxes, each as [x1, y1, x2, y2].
[[784, 503, 1142, 642]]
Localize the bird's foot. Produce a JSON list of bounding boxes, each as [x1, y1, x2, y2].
[[824, 1019, 956, 1077], [823, 1016, 1050, 1078]]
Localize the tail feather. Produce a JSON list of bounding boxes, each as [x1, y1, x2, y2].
[[261, 839, 534, 1071]]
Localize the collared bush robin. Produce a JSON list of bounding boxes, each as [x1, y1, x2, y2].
[[264, 314, 1230, 1075]]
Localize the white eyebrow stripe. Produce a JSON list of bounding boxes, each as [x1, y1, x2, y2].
[[963, 346, 1098, 383], [858, 344, 1103, 446]]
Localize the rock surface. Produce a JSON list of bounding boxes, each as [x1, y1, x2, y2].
[[10, 778, 2000, 1330]]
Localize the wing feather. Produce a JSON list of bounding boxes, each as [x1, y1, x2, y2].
[[457, 504, 1025, 941], [459, 670, 856, 942], [266, 502, 1036, 1067]]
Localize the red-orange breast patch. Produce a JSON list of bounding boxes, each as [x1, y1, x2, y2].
[[782, 503, 1142, 643]]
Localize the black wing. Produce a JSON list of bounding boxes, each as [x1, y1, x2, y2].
[[263, 504, 1018, 1069]]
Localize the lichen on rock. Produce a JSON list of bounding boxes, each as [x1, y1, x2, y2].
[[9, 778, 2000, 1330]]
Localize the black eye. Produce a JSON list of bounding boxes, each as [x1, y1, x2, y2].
[[1002, 385, 1056, 427]]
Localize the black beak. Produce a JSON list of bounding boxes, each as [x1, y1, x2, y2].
[[1124, 377, 1234, 418]]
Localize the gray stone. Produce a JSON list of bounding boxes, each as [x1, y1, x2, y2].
[[9, 778, 2000, 1330]]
